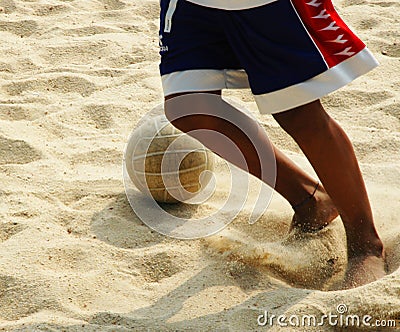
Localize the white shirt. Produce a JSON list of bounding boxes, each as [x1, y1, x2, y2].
[[185, 0, 277, 10]]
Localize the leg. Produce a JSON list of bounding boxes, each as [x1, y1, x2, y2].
[[165, 92, 338, 231], [273, 100, 385, 287]]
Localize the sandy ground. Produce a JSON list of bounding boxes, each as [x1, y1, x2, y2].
[[0, 0, 399, 331]]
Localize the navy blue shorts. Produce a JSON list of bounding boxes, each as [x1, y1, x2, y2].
[[159, 0, 378, 113]]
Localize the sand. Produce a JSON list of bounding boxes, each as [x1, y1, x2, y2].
[[0, 0, 399, 331]]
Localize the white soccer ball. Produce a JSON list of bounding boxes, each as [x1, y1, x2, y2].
[[124, 114, 214, 203]]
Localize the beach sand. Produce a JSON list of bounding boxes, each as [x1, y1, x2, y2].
[[0, 0, 399, 330]]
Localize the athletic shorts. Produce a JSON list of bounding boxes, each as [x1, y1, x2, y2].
[[159, 0, 378, 113]]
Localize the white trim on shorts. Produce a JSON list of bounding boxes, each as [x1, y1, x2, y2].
[[164, 0, 179, 32], [161, 48, 378, 114], [162, 69, 250, 94]]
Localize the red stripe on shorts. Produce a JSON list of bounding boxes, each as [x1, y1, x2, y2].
[[290, 0, 365, 67]]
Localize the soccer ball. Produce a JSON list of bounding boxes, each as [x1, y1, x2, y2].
[[124, 114, 214, 203]]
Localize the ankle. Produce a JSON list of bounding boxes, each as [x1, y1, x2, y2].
[[290, 186, 338, 232], [292, 184, 334, 219], [347, 236, 384, 259], [292, 182, 319, 213]]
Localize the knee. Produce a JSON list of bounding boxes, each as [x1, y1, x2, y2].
[[273, 100, 332, 140]]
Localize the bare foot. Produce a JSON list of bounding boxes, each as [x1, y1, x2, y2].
[[290, 185, 339, 233], [342, 254, 386, 289]]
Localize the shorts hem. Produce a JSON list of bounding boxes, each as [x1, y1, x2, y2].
[[254, 48, 378, 114], [161, 69, 250, 96], [161, 48, 378, 113]]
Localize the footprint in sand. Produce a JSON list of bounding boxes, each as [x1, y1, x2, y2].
[[372, 1, 400, 8], [89, 312, 137, 328], [0, 105, 30, 121], [61, 25, 121, 37], [139, 252, 182, 282], [323, 89, 393, 110], [82, 104, 114, 129], [3, 75, 97, 97], [33, 4, 69, 16], [354, 18, 379, 30], [91, 193, 165, 249], [70, 148, 121, 166], [0, 105, 48, 121], [341, 0, 366, 6], [0, 275, 58, 320], [44, 246, 100, 273], [0, 19, 38, 37], [380, 102, 400, 120], [0, 222, 26, 243], [0, 0, 15, 13], [380, 42, 400, 58], [105, 52, 145, 67], [98, 0, 126, 10], [0, 61, 12, 73], [0, 136, 41, 165], [136, 2, 159, 20], [43, 41, 111, 65]]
